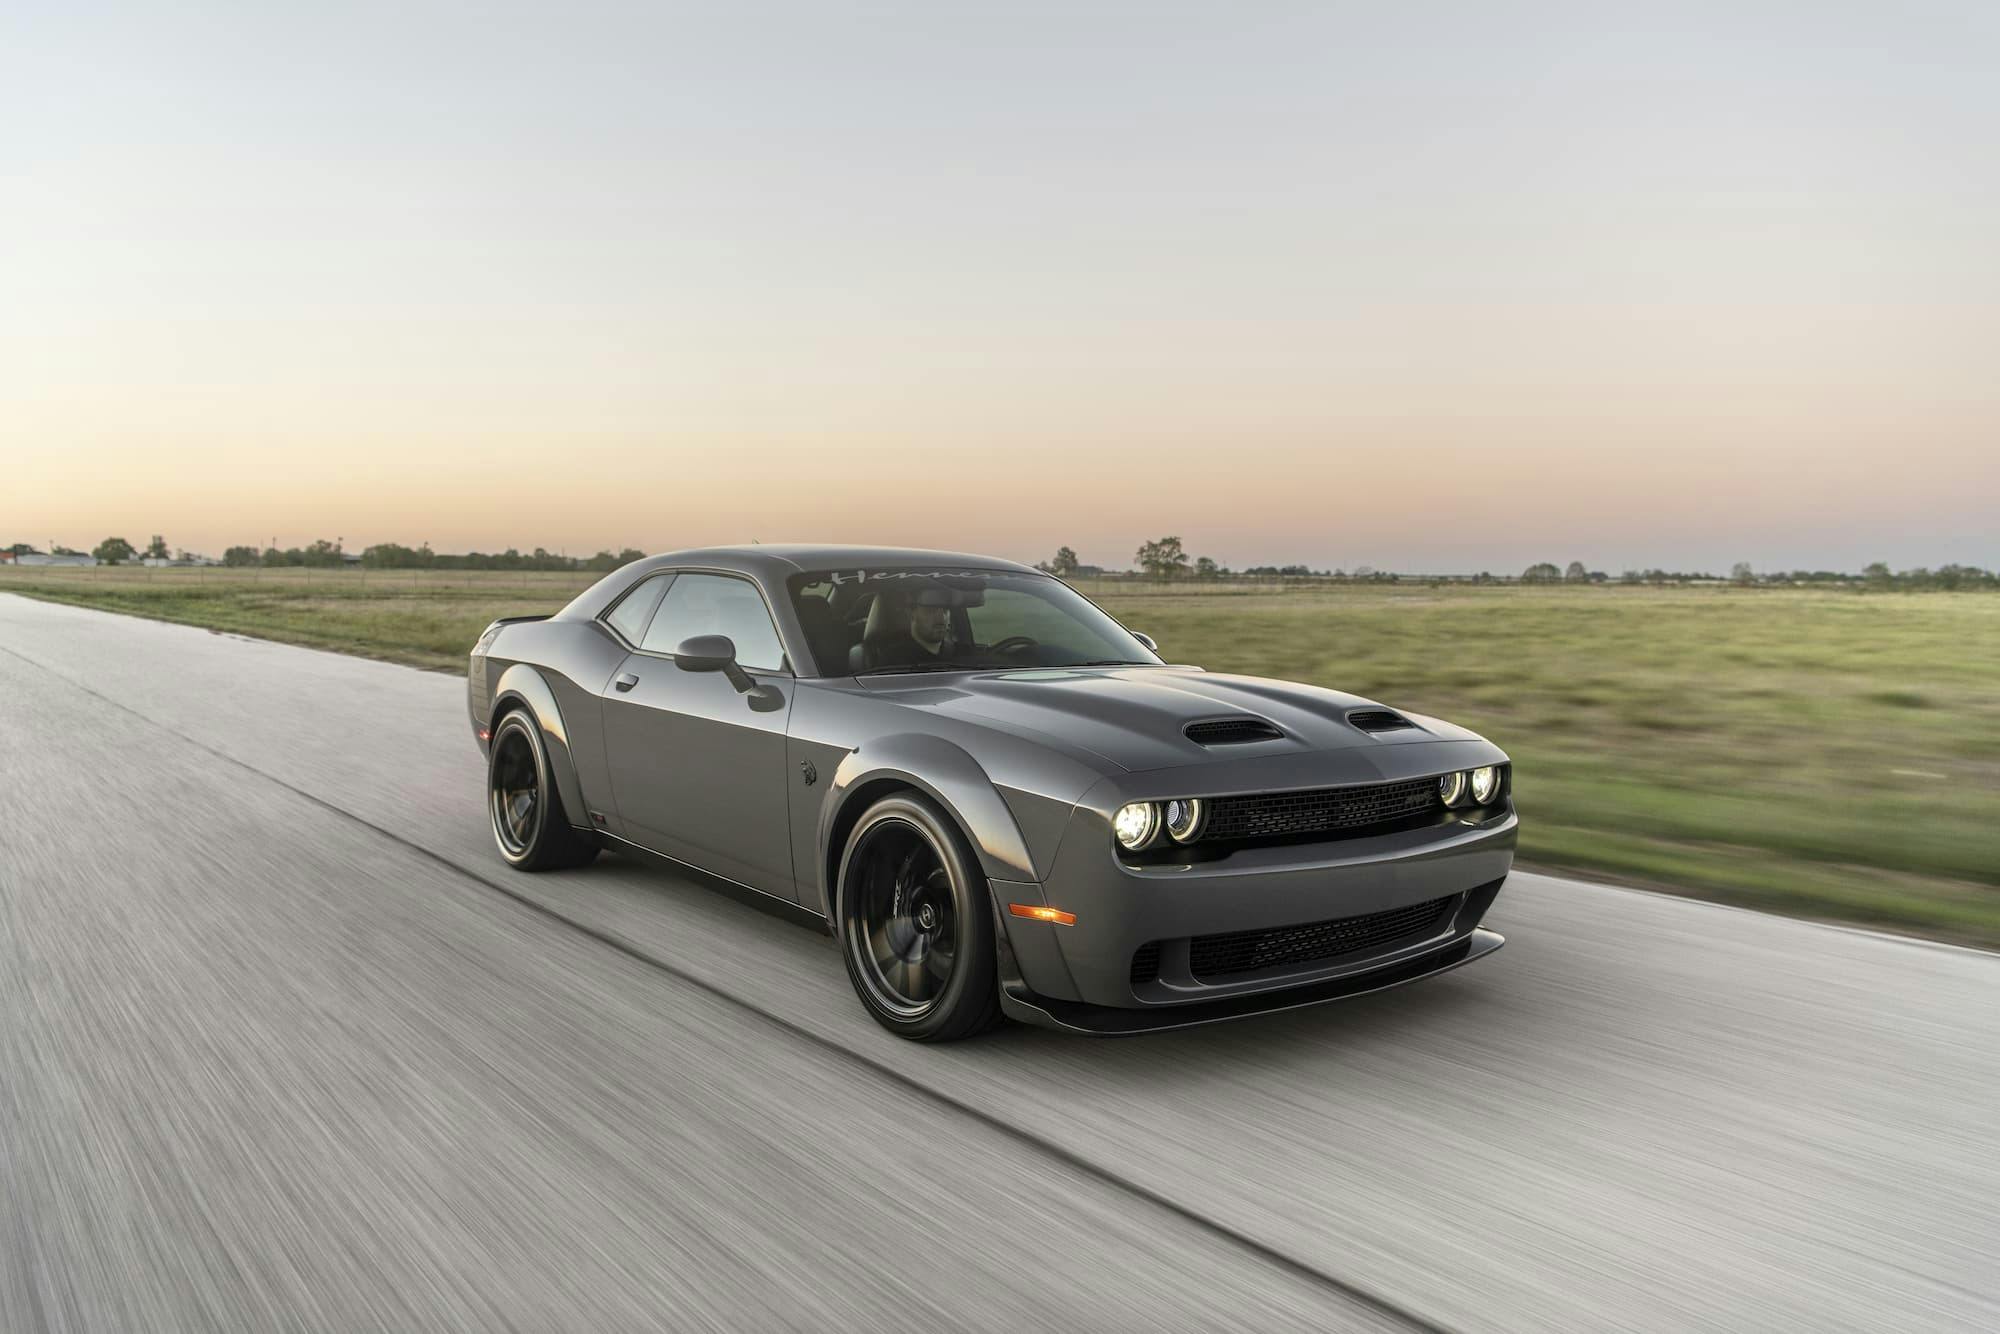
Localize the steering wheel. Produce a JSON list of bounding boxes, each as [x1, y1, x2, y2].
[[986, 635, 1039, 656]]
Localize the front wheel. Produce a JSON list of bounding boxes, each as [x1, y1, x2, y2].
[[836, 793, 1001, 1041], [487, 710, 598, 871]]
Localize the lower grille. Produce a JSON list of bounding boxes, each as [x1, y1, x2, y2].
[[1189, 894, 1458, 980], [1202, 776, 1439, 844], [1130, 940, 1162, 986]]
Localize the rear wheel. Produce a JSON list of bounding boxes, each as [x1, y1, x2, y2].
[[487, 710, 597, 871], [836, 793, 1001, 1041]]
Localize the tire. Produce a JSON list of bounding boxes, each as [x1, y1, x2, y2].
[[487, 709, 598, 871], [835, 792, 1002, 1042]]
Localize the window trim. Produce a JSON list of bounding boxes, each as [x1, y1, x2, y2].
[[625, 567, 796, 676]]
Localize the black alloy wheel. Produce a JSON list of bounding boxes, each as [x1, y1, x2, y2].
[[837, 793, 1001, 1041], [489, 723, 542, 857], [486, 710, 596, 871]]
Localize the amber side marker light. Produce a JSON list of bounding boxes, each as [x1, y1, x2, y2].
[[1008, 904, 1077, 926]]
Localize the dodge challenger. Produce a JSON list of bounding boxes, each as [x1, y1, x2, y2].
[[469, 545, 1514, 1040]]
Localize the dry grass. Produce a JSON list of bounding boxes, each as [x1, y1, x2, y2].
[[1091, 582, 2000, 944]]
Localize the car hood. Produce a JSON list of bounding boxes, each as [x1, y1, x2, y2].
[[854, 665, 1482, 773]]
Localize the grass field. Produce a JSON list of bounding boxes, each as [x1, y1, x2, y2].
[[6, 566, 1996, 946]]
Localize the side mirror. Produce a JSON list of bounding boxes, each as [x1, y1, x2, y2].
[[674, 634, 755, 693], [1132, 631, 1158, 653]]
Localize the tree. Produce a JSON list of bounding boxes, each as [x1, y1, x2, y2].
[[1134, 535, 1190, 579], [223, 546, 260, 567], [145, 534, 170, 561], [1730, 561, 1754, 586], [94, 536, 136, 565], [1195, 555, 1220, 579], [1521, 561, 1562, 584], [1564, 560, 1588, 583], [1039, 545, 1079, 578], [1862, 561, 1893, 590]]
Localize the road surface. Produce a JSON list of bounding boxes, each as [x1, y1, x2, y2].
[[2, 594, 1995, 1332]]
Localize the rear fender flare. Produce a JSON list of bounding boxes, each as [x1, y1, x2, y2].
[[490, 663, 590, 831]]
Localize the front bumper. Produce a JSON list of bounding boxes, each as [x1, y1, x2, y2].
[[992, 767, 1517, 1025]]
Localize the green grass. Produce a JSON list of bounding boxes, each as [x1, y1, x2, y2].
[[8, 568, 1997, 946], [0, 566, 594, 670]]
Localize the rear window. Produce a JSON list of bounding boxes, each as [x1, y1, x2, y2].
[[604, 573, 671, 644]]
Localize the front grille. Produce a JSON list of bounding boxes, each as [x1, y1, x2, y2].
[[1130, 941, 1162, 986], [1189, 894, 1458, 979], [1184, 717, 1284, 745], [1203, 775, 1439, 844], [1347, 709, 1417, 732]]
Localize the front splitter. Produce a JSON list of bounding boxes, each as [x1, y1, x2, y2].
[[998, 928, 1504, 1036]]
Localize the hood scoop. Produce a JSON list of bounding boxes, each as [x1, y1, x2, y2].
[[1347, 709, 1418, 733], [1184, 717, 1285, 746]]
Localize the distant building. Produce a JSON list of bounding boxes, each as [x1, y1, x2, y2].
[[9, 551, 98, 567], [139, 554, 220, 568]]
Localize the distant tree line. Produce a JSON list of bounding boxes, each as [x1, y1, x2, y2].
[[215, 541, 648, 571], [15, 535, 1996, 591], [1026, 540, 2000, 591]]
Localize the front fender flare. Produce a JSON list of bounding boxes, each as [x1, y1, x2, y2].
[[490, 663, 591, 831], [819, 733, 1040, 917]]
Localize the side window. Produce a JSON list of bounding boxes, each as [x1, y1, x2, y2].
[[641, 573, 787, 672], [604, 574, 672, 645]]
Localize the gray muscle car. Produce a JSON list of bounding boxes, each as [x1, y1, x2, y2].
[[469, 546, 1514, 1040]]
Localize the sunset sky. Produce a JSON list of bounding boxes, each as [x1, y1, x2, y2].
[[5, 1, 1996, 573]]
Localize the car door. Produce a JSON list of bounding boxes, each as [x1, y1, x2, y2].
[[600, 570, 798, 900]]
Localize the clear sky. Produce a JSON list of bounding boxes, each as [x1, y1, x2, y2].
[[4, 1, 1995, 573]]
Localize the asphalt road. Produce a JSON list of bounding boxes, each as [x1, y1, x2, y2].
[[2, 594, 1995, 1333]]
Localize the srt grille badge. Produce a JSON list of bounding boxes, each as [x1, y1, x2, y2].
[[800, 759, 817, 786]]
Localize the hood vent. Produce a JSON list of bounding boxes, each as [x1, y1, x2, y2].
[[1184, 717, 1284, 746], [1347, 710, 1417, 733]]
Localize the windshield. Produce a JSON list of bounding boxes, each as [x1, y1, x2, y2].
[[786, 568, 1161, 676]]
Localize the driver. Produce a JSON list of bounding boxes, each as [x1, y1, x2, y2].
[[876, 585, 957, 667]]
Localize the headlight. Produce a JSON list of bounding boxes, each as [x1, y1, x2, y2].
[[1470, 765, 1502, 804], [1163, 797, 1206, 843], [1438, 771, 1469, 807], [1113, 801, 1162, 850]]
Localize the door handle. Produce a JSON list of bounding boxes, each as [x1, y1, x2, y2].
[[613, 673, 639, 692]]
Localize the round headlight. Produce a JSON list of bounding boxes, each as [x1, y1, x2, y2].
[[1113, 801, 1162, 850], [1164, 797, 1206, 843], [1438, 771, 1469, 808], [1470, 765, 1501, 805]]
